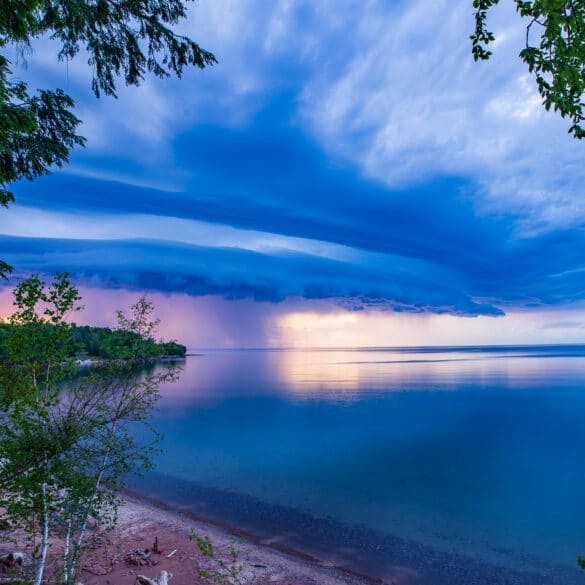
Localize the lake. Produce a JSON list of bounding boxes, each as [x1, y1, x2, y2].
[[133, 346, 585, 584]]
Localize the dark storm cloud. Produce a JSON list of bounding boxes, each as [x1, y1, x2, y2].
[[13, 97, 506, 279], [5, 55, 585, 317], [0, 235, 503, 316], [8, 109, 585, 314]]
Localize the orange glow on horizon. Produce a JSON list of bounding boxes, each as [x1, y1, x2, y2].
[[1, 285, 585, 348]]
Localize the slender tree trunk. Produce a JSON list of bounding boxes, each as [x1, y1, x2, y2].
[[69, 462, 107, 579], [69, 419, 118, 579], [34, 480, 49, 585], [33, 370, 51, 585], [36, 358, 51, 585], [63, 515, 72, 584]]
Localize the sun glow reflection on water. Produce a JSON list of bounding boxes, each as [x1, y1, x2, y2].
[[120, 347, 585, 581]]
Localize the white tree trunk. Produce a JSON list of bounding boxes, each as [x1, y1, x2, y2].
[[33, 481, 49, 585], [63, 516, 73, 584]]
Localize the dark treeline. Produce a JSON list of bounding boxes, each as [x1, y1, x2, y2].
[[0, 323, 186, 361]]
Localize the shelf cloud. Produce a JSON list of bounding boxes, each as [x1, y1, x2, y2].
[[2, 0, 585, 330]]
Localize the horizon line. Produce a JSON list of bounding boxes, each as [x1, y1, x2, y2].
[[184, 342, 585, 352]]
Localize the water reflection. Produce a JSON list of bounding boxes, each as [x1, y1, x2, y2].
[[278, 349, 364, 394], [158, 346, 585, 407], [143, 346, 585, 578]]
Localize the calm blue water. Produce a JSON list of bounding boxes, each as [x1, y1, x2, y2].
[[136, 347, 585, 583]]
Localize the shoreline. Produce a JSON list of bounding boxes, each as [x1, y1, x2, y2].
[[87, 492, 383, 585], [75, 355, 187, 367], [120, 483, 585, 585], [123, 489, 384, 585], [4, 485, 582, 585]]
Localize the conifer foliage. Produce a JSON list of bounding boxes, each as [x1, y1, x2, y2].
[[0, 0, 216, 277], [472, 1, 585, 138]]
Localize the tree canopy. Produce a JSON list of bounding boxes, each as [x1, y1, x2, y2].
[[0, 0, 216, 278], [0, 276, 182, 584], [472, 0, 585, 138]]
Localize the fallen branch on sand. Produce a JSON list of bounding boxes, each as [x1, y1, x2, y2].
[[0, 552, 24, 567], [126, 548, 157, 567], [135, 570, 171, 585]]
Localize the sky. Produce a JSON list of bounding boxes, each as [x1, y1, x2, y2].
[[2, 0, 585, 348]]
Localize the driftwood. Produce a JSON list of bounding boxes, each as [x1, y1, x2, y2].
[[82, 562, 111, 576], [126, 548, 157, 567], [0, 552, 24, 567], [135, 570, 171, 585], [0, 519, 11, 531]]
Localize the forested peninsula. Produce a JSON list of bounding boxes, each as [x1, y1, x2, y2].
[[0, 323, 186, 362]]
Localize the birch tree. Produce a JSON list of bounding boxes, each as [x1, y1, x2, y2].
[[0, 278, 180, 584], [0, 273, 81, 585]]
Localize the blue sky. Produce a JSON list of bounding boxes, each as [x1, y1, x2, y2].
[[2, 0, 585, 347]]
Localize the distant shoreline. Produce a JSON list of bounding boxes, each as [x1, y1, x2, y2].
[[184, 343, 585, 352], [74, 354, 187, 367]]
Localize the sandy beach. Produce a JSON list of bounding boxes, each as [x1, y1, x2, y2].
[[73, 495, 387, 585], [76, 493, 583, 585], [2, 484, 584, 585]]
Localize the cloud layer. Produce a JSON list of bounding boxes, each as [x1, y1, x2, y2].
[[0, 234, 502, 316], [2, 0, 585, 321]]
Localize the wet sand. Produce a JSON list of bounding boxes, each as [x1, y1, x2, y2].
[[81, 494, 382, 585], [2, 493, 583, 584]]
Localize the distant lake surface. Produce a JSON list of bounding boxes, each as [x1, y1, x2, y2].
[[134, 347, 585, 584]]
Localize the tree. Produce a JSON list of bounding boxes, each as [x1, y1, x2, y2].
[[471, 1, 585, 138], [0, 273, 82, 585], [0, 45, 86, 276], [114, 295, 162, 359], [0, 276, 180, 584], [190, 530, 258, 585], [0, 0, 217, 278]]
